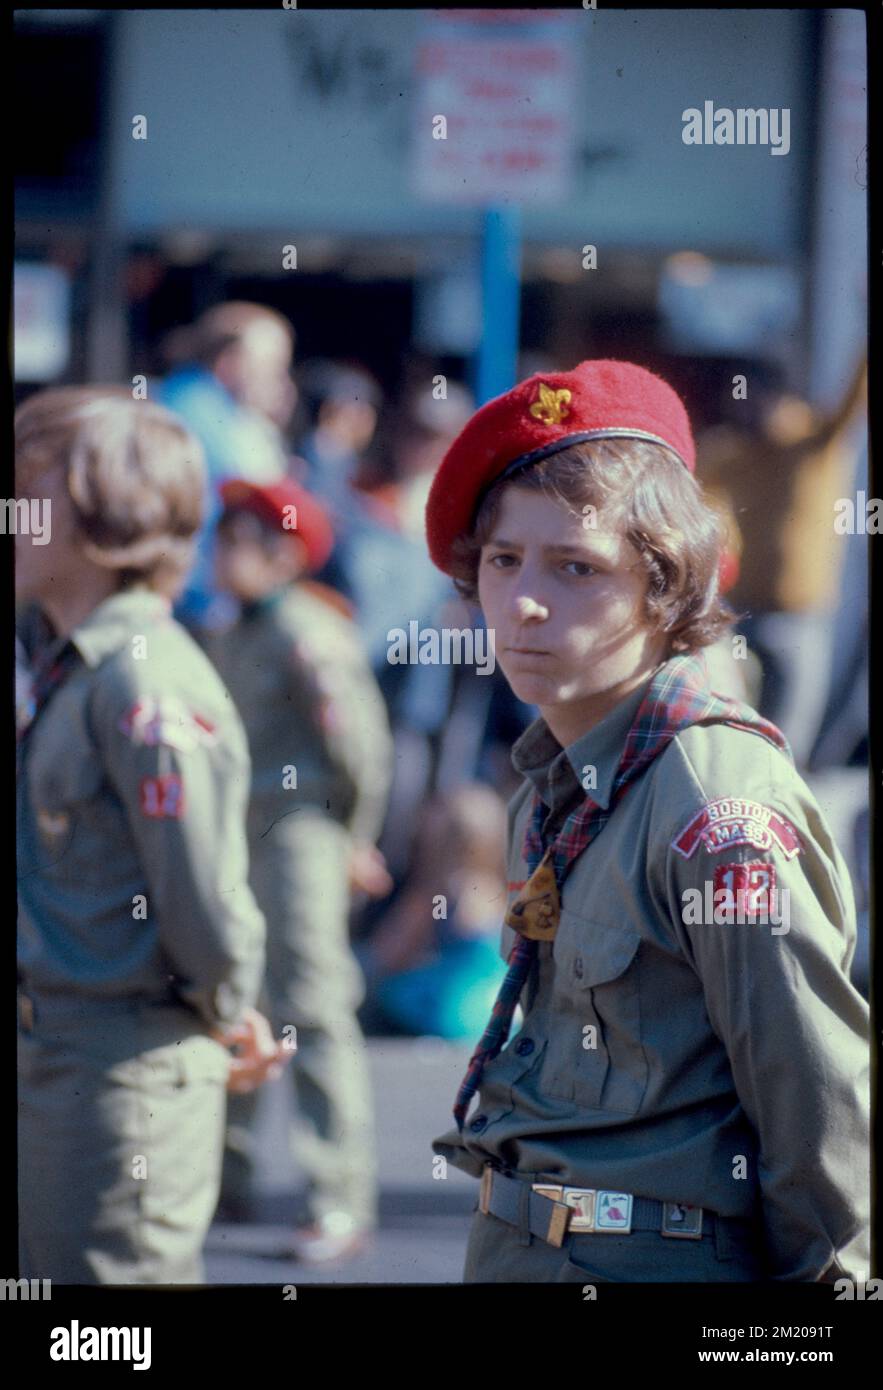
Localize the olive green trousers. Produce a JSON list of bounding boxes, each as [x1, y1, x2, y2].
[[18, 995, 229, 1284], [222, 811, 378, 1228]]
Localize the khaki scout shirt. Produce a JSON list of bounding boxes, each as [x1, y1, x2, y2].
[[206, 584, 393, 845], [17, 586, 265, 1029], [432, 670, 870, 1282]]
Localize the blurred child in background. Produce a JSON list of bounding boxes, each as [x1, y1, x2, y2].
[[357, 784, 509, 1040], [207, 477, 395, 1264]]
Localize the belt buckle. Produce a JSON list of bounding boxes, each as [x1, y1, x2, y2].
[[562, 1187, 598, 1233], [532, 1183, 564, 1202], [479, 1165, 493, 1215], [592, 1190, 633, 1233], [661, 1202, 704, 1239], [531, 1182, 570, 1247], [559, 1188, 633, 1234], [533, 1183, 635, 1239]]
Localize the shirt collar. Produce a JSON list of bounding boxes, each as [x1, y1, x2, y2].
[[510, 672, 656, 815], [69, 587, 172, 668]]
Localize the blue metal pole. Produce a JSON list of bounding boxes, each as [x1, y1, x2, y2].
[[474, 204, 522, 406]]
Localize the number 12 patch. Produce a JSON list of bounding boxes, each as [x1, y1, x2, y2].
[[139, 774, 185, 819], [713, 861, 776, 915]]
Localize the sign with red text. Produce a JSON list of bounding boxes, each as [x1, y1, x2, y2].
[[411, 12, 579, 205]]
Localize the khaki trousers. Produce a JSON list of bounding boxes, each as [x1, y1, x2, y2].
[[18, 996, 229, 1284], [222, 810, 378, 1227]]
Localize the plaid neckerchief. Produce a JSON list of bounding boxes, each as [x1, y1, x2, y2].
[[17, 637, 82, 744], [452, 651, 792, 1132]]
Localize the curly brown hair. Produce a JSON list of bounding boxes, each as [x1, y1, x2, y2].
[[448, 438, 735, 654]]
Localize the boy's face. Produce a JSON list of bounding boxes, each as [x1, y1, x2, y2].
[[214, 510, 303, 602], [319, 399, 377, 454], [477, 484, 669, 742], [218, 322, 294, 423]]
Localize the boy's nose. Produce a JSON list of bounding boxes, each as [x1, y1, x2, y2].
[[514, 595, 549, 621]]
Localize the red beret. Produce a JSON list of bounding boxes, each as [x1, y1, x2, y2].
[[219, 477, 334, 574], [425, 359, 696, 575]]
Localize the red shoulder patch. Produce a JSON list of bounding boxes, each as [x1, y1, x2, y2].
[[119, 697, 217, 753], [713, 861, 777, 915], [672, 797, 802, 860]]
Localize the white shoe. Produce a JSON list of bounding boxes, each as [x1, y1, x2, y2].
[[288, 1211, 374, 1264]]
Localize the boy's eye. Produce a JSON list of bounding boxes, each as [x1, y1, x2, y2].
[[482, 552, 598, 576]]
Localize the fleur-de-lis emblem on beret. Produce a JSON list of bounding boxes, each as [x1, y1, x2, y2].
[[529, 383, 572, 426]]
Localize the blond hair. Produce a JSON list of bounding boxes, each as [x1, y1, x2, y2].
[[15, 386, 206, 597]]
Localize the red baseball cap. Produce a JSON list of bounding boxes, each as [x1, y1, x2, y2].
[[424, 359, 696, 575], [218, 478, 335, 574]]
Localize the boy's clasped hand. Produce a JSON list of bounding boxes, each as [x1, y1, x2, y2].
[[210, 1006, 293, 1093]]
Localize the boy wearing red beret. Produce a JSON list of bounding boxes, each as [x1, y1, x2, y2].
[[428, 360, 869, 1283], [207, 478, 395, 1262]]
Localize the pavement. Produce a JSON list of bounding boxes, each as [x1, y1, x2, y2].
[[204, 1037, 477, 1284]]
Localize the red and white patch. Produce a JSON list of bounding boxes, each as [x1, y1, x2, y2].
[[713, 861, 777, 916], [139, 774, 185, 819], [672, 797, 802, 860], [119, 697, 217, 753]]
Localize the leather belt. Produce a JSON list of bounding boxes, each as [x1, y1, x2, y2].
[[479, 1164, 719, 1248], [17, 988, 181, 1033]]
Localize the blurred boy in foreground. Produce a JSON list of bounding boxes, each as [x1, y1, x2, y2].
[[16, 388, 285, 1284]]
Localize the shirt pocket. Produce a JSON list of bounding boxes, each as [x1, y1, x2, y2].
[[543, 910, 648, 1115], [21, 722, 105, 867]]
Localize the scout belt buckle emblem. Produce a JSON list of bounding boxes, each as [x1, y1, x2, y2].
[[661, 1201, 703, 1238], [563, 1189, 596, 1233], [532, 1184, 633, 1244], [594, 1191, 633, 1232]]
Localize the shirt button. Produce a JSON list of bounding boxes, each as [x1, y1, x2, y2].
[[574, 955, 584, 979], [515, 1038, 535, 1056], [469, 1114, 488, 1133]]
